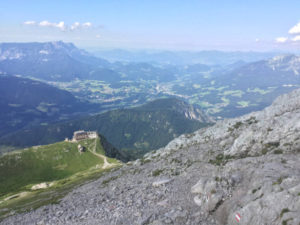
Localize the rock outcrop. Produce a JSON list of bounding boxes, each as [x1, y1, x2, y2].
[[2, 89, 300, 225]]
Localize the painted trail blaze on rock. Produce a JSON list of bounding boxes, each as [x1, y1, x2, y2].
[[235, 213, 241, 222]]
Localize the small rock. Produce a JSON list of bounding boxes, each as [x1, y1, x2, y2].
[[152, 179, 172, 187], [191, 178, 217, 194], [194, 195, 203, 206], [157, 199, 168, 207]]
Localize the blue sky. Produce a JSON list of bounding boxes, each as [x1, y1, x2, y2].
[[1, 0, 300, 51]]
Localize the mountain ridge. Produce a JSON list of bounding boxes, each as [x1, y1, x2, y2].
[[220, 54, 300, 88], [0, 41, 109, 81], [0, 98, 213, 159], [0, 75, 103, 137], [92, 49, 280, 65]]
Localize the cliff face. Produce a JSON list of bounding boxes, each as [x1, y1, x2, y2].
[[2, 89, 300, 225]]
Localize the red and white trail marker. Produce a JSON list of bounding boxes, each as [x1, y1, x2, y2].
[[235, 213, 241, 222]]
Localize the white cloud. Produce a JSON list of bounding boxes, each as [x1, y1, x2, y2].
[[292, 35, 300, 42], [70, 22, 92, 30], [38, 20, 66, 31], [255, 38, 260, 43], [82, 22, 92, 28], [56, 21, 66, 31], [23, 20, 93, 32], [23, 21, 36, 25], [275, 37, 288, 43], [272, 22, 300, 45], [289, 22, 300, 34], [71, 22, 80, 30], [96, 34, 101, 39], [39, 20, 53, 27]]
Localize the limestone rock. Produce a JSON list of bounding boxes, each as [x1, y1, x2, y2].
[[191, 178, 217, 195], [152, 179, 172, 187]]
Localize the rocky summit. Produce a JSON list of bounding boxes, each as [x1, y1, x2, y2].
[[2, 89, 300, 225]]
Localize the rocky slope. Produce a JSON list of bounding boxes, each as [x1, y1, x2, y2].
[[1, 89, 300, 225]]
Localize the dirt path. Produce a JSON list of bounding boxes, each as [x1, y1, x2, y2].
[[2, 191, 30, 203], [88, 139, 115, 169], [90, 150, 113, 169]]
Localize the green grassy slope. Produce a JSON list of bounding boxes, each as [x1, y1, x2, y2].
[[0, 137, 113, 198]]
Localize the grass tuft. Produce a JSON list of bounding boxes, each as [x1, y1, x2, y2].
[[280, 208, 290, 218], [152, 169, 164, 177]]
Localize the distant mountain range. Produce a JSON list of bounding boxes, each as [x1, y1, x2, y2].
[[1, 41, 300, 132], [0, 42, 292, 85], [0, 41, 109, 81], [0, 98, 213, 159], [217, 54, 300, 89], [92, 49, 280, 65], [0, 42, 178, 82], [0, 75, 102, 137]]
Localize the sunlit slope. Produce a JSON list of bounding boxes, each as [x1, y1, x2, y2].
[[0, 137, 118, 198]]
